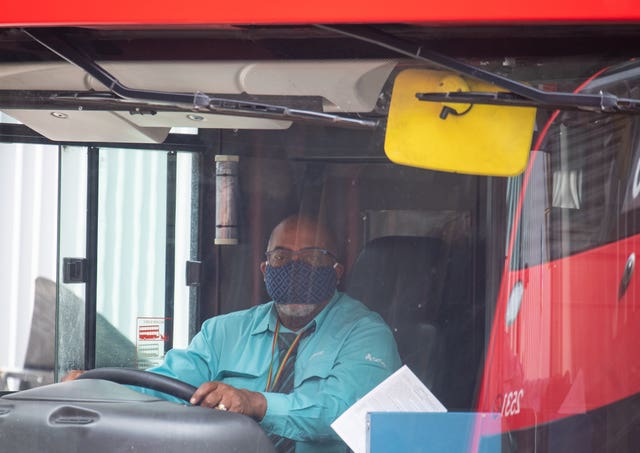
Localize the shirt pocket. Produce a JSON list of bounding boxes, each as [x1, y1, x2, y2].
[[296, 349, 338, 387]]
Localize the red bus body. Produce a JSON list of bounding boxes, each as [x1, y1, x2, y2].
[[3, 0, 640, 27]]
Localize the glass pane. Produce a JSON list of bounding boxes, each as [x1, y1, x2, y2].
[[96, 148, 167, 369], [5, 25, 640, 452], [205, 138, 484, 411], [56, 146, 88, 380], [483, 63, 640, 451], [0, 143, 58, 390], [94, 149, 197, 368], [173, 152, 199, 349]]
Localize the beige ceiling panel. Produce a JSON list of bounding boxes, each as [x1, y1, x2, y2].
[[0, 60, 397, 113], [0, 63, 95, 90], [2, 109, 169, 143]]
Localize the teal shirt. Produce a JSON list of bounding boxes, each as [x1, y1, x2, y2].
[[145, 292, 401, 452]]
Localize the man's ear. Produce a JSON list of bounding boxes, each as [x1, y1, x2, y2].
[[260, 261, 267, 279], [333, 263, 344, 282]]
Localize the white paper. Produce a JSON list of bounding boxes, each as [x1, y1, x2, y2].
[[331, 365, 446, 453]]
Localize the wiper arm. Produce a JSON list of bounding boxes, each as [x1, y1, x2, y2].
[[317, 24, 640, 114], [22, 28, 378, 130]]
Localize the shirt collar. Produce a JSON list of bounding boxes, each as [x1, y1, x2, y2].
[[251, 291, 342, 336]]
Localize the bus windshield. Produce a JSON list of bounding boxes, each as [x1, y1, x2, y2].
[[1, 24, 640, 452]]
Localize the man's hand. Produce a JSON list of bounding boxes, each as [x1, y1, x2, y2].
[[190, 381, 267, 420]]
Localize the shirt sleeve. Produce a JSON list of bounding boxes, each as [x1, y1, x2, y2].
[[259, 316, 402, 442], [134, 319, 220, 404]]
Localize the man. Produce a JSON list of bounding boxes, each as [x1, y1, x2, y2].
[[69, 215, 402, 452]]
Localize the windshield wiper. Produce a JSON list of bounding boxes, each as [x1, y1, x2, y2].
[[416, 90, 640, 113], [317, 24, 640, 114], [22, 28, 378, 130]]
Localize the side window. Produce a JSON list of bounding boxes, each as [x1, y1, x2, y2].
[[619, 122, 640, 237], [511, 150, 551, 270], [513, 113, 632, 269], [547, 115, 629, 261]]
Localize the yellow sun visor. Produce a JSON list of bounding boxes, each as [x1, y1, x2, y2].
[[384, 69, 536, 176]]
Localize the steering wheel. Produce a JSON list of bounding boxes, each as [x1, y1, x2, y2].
[[77, 367, 197, 402]]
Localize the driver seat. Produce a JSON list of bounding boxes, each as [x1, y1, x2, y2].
[[346, 236, 446, 388]]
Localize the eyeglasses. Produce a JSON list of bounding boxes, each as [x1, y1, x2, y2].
[[265, 247, 337, 268]]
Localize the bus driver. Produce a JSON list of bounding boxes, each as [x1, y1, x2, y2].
[[68, 215, 401, 452]]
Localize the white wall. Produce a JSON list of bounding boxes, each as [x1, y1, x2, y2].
[[0, 142, 58, 370]]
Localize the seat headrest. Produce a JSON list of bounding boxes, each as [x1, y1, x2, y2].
[[346, 236, 445, 325]]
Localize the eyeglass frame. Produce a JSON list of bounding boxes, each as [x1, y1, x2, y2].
[[264, 247, 338, 268]]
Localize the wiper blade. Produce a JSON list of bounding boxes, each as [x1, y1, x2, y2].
[[22, 28, 378, 130], [205, 98, 377, 127], [416, 90, 640, 113], [318, 24, 640, 114]]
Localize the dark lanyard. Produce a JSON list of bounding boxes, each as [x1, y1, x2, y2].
[[265, 319, 305, 392]]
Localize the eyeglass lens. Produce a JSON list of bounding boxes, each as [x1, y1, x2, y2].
[[266, 249, 335, 267]]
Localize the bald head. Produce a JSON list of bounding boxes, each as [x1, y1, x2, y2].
[[267, 215, 338, 256]]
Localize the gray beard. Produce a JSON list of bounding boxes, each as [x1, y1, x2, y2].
[[275, 303, 317, 318]]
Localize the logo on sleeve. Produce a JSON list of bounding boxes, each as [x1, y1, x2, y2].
[[365, 353, 387, 368]]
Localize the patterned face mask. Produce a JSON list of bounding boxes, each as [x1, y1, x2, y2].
[[265, 260, 337, 305]]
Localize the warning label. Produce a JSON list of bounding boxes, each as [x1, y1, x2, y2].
[[136, 317, 169, 368], [138, 323, 166, 341]]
